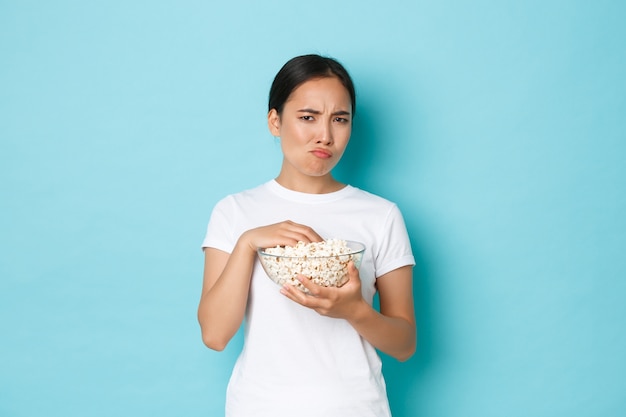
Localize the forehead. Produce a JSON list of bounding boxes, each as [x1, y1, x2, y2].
[[285, 77, 352, 109]]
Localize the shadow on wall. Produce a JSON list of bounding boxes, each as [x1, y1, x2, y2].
[[333, 99, 438, 417]]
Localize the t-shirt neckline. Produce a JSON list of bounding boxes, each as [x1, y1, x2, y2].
[[266, 179, 356, 203]]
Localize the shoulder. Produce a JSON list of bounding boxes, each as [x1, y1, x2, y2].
[[213, 181, 272, 208], [345, 186, 399, 211], [344, 187, 409, 232]]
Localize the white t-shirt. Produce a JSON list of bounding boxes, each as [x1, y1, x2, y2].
[[202, 180, 415, 417]]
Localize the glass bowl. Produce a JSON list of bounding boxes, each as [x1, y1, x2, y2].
[[257, 240, 365, 292]]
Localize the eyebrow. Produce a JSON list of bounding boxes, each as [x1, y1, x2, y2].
[[297, 108, 351, 116]]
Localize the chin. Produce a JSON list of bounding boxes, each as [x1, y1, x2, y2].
[[306, 163, 337, 177], [303, 168, 333, 177]]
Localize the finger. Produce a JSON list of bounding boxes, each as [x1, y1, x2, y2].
[[304, 228, 324, 242], [295, 274, 324, 297], [280, 280, 315, 306], [279, 283, 302, 303], [347, 261, 360, 281], [271, 230, 317, 248], [337, 261, 356, 285], [283, 221, 323, 243], [275, 232, 310, 247], [338, 262, 361, 291]]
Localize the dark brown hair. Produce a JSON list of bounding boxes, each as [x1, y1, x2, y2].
[[268, 54, 356, 116]]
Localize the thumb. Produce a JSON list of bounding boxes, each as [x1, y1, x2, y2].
[[347, 261, 361, 283]]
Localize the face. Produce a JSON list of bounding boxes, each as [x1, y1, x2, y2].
[[268, 77, 352, 181]]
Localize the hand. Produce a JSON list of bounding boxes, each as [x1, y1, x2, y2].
[[280, 261, 367, 320], [239, 220, 323, 253]]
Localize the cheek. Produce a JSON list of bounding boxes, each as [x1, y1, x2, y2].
[[281, 124, 309, 145], [336, 128, 352, 148], [279, 130, 302, 156]]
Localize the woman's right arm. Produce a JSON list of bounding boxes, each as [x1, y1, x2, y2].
[[197, 221, 322, 351], [197, 240, 256, 351]]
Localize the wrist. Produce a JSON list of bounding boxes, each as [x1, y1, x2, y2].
[[347, 299, 372, 325], [236, 231, 258, 255]]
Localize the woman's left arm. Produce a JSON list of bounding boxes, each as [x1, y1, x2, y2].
[[351, 265, 416, 361], [281, 264, 416, 361]]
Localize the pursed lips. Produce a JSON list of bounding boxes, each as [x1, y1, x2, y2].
[[310, 148, 333, 159]]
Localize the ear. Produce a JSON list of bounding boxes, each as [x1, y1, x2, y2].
[[267, 109, 281, 136]]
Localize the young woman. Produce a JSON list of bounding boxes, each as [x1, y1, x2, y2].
[[198, 54, 416, 417]]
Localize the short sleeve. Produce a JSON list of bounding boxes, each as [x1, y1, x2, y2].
[[374, 204, 415, 278], [201, 196, 237, 253]]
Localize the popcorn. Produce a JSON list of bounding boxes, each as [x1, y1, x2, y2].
[[258, 239, 364, 292]]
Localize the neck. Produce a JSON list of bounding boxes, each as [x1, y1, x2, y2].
[[275, 173, 345, 194]]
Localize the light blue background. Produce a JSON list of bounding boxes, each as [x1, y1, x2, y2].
[[1, 1, 625, 416]]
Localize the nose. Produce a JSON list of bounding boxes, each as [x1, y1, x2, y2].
[[317, 120, 333, 145]]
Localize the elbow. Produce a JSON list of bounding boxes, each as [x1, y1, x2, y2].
[[395, 345, 416, 362], [198, 308, 231, 351], [198, 318, 231, 351], [393, 342, 416, 362], [394, 332, 417, 362], [201, 330, 229, 351]]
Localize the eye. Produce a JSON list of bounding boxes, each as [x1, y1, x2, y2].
[[300, 115, 314, 121], [334, 117, 350, 123]]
